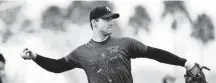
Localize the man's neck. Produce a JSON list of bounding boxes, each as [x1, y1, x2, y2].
[[92, 31, 110, 42]]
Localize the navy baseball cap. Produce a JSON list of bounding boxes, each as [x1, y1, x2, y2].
[[90, 6, 120, 22]]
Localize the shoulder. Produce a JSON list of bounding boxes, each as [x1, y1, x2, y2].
[[118, 37, 139, 43], [74, 44, 86, 52], [114, 37, 140, 48], [66, 45, 86, 59], [119, 37, 148, 48]]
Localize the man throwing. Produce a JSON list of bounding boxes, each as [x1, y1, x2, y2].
[[21, 6, 208, 83]]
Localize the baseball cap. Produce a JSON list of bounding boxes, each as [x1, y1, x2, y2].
[[89, 6, 120, 22]]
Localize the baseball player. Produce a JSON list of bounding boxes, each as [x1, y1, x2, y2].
[[21, 6, 208, 83]]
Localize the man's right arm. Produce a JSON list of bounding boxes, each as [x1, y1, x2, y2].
[[33, 54, 78, 73], [21, 48, 80, 73]]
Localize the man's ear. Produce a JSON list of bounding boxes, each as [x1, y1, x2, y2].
[[91, 19, 98, 28]]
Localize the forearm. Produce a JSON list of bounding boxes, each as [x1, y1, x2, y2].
[[145, 47, 187, 67], [33, 54, 74, 73]]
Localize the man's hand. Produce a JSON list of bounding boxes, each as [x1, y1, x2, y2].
[[184, 63, 210, 83], [21, 48, 37, 60]]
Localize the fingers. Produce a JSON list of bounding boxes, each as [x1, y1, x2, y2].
[[21, 48, 32, 60], [23, 49, 29, 56], [23, 48, 30, 54]]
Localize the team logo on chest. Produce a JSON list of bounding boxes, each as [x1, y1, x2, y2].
[[107, 45, 119, 53]]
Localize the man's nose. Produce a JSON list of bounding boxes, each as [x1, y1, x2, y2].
[[108, 21, 114, 26]]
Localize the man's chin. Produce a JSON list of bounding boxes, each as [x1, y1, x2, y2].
[[104, 32, 112, 36], [101, 30, 112, 36]]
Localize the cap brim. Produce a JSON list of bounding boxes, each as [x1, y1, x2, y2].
[[101, 13, 120, 19]]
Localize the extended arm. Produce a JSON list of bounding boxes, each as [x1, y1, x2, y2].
[[33, 54, 77, 73]]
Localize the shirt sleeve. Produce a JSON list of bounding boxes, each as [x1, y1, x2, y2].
[[122, 37, 148, 58], [64, 49, 81, 68]]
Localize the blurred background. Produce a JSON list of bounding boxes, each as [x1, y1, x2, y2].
[[0, 0, 215, 83]]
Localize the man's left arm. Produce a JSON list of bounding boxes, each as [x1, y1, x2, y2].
[[125, 37, 209, 82], [126, 37, 192, 68], [143, 46, 188, 67]]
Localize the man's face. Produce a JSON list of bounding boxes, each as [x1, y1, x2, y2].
[[0, 62, 5, 77], [95, 17, 114, 36]]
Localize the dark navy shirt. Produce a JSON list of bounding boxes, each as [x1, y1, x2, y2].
[[34, 36, 186, 83]]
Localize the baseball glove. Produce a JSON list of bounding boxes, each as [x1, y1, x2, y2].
[[184, 63, 210, 83]]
